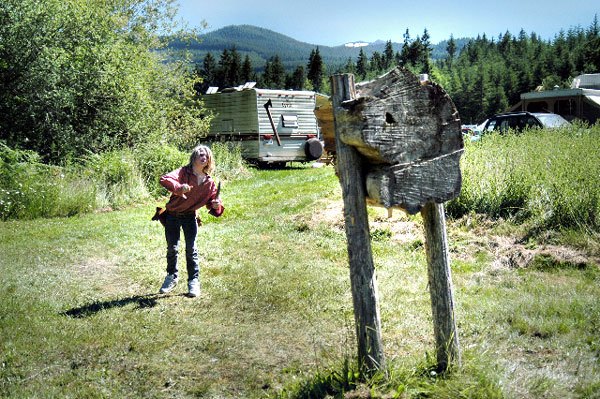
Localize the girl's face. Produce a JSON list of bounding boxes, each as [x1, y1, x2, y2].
[[193, 148, 209, 170]]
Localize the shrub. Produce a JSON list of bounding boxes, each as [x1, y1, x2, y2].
[[0, 0, 207, 163], [134, 144, 188, 197], [83, 149, 149, 208], [209, 141, 252, 182]]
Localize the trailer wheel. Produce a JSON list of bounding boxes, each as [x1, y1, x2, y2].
[[304, 138, 324, 161]]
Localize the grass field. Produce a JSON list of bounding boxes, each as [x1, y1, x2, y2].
[[1, 164, 599, 398]]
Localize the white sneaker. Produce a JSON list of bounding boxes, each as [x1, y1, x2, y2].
[[159, 274, 178, 294], [187, 278, 200, 297]]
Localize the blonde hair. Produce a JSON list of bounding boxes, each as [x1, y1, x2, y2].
[[187, 145, 215, 175]]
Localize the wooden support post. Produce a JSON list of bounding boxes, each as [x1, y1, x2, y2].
[[331, 73, 385, 376], [331, 68, 463, 374], [421, 202, 461, 372]]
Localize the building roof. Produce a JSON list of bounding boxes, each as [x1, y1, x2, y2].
[[571, 74, 600, 89], [521, 88, 600, 100]]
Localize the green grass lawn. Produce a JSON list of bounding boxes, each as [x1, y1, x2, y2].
[[1, 164, 599, 398]]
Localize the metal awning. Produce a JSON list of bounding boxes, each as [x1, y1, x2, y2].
[[584, 95, 600, 107]]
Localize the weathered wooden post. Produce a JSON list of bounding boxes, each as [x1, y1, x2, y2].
[[331, 68, 463, 373], [421, 202, 460, 371], [331, 74, 386, 376]]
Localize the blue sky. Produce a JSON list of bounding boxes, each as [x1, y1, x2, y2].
[[175, 0, 598, 46]]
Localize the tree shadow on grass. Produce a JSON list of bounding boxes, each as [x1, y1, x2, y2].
[[62, 293, 178, 318]]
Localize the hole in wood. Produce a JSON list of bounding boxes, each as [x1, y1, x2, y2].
[[385, 112, 397, 124]]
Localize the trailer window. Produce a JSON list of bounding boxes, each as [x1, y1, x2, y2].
[[281, 115, 298, 128]]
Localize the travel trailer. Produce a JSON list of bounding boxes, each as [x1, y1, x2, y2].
[[200, 85, 324, 167]]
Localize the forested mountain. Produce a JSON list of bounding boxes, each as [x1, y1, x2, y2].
[[179, 20, 600, 124], [167, 24, 464, 71]]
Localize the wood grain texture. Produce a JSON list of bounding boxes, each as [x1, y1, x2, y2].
[[331, 74, 386, 376], [337, 68, 464, 214], [421, 202, 461, 371]]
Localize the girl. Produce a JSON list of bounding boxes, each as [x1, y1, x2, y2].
[[158, 145, 224, 297]]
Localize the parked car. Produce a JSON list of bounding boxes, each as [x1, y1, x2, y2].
[[461, 124, 481, 142], [483, 111, 570, 133]]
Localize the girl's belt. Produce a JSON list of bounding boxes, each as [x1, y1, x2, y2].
[[167, 210, 195, 217]]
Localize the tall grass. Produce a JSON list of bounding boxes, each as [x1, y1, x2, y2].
[[209, 141, 253, 182], [0, 142, 251, 220], [134, 143, 189, 197], [83, 149, 151, 209], [2, 124, 599, 229], [0, 143, 95, 220], [448, 124, 600, 232]]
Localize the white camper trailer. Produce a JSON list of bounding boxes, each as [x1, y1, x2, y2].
[[201, 86, 324, 167]]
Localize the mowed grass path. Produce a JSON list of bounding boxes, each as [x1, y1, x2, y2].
[[1, 165, 599, 398]]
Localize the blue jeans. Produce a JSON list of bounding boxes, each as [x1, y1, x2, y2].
[[164, 213, 199, 281]]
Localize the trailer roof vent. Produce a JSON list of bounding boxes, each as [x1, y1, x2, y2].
[[206, 87, 219, 94]]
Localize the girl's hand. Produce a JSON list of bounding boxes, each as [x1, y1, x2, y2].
[[175, 184, 191, 199], [180, 184, 192, 194], [210, 198, 222, 209]]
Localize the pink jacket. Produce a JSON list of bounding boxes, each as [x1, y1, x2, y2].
[[160, 166, 224, 217]]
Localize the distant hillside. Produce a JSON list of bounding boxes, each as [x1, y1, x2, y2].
[[167, 24, 468, 71]]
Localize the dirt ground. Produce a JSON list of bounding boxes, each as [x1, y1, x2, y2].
[[310, 200, 600, 271]]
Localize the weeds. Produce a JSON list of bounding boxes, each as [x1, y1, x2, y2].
[[0, 141, 251, 220], [134, 143, 188, 197], [448, 124, 600, 232], [0, 142, 96, 220], [209, 141, 253, 182], [83, 149, 150, 209]]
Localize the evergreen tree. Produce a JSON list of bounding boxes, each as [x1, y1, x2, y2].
[[287, 65, 305, 90], [307, 47, 324, 92], [420, 29, 433, 73], [438, 15, 600, 122], [227, 46, 242, 87], [262, 58, 273, 88], [194, 52, 217, 94], [215, 46, 243, 88], [344, 57, 356, 74], [584, 15, 600, 71], [370, 51, 383, 74], [485, 63, 510, 116], [383, 40, 394, 70], [407, 37, 422, 68], [204, 53, 218, 84], [241, 55, 253, 83], [216, 48, 230, 87], [269, 55, 286, 88], [553, 31, 574, 81], [589, 14, 600, 37], [446, 34, 457, 68], [394, 51, 402, 67], [399, 28, 411, 66], [356, 48, 369, 79]]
